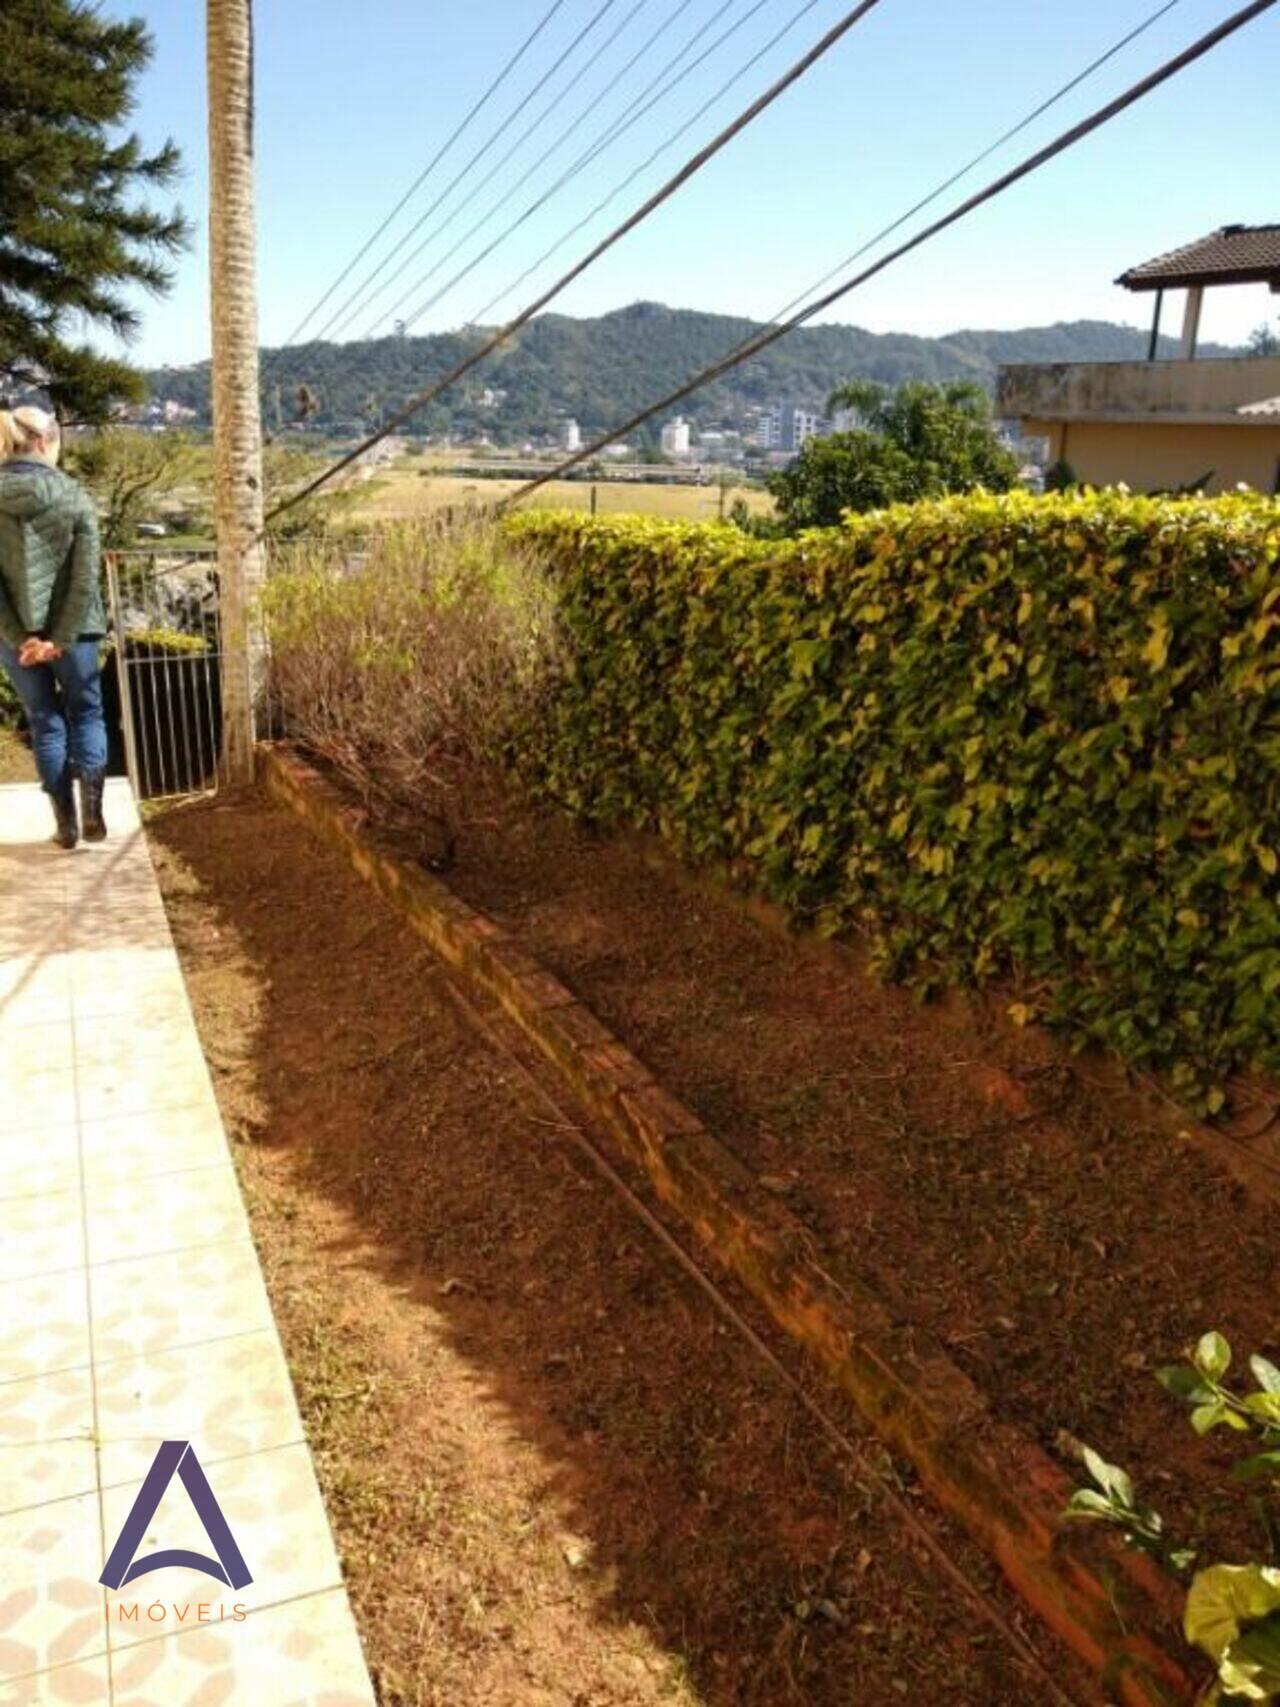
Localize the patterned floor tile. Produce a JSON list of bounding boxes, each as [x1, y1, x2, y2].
[[110, 1588, 374, 1706], [0, 1654, 110, 1705], [0, 1494, 104, 1680], [0, 976, 72, 1029], [0, 1194, 83, 1287], [84, 1167, 244, 1268], [0, 1130, 80, 1204], [0, 1077, 77, 1141], [2, 1033, 77, 1085], [96, 1332, 303, 1492], [89, 1240, 270, 1366], [75, 1050, 212, 1125], [72, 1018, 197, 1072], [80, 1103, 230, 1192], [0, 1271, 89, 1385], [71, 983, 191, 1031], [0, 1367, 96, 1515]]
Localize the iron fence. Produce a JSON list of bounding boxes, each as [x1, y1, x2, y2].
[[105, 548, 224, 800]]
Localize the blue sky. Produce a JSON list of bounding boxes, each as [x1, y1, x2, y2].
[[110, 0, 1279, 367]]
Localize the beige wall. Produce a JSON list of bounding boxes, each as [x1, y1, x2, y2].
[[1027, 418, 1280, 494], [999, 355, 1280, 424]]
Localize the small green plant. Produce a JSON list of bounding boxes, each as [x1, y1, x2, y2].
[[1067, 1332, 1280, 1703]]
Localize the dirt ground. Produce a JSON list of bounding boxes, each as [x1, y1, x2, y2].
[[148, 793, 1095, 1707], [425, 787, 1280, 1572]]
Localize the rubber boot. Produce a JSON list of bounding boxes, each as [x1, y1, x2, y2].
[[50, 779, 78, 850], [79, 772, 107, 843]]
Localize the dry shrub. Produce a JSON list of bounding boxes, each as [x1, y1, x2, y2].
[[264, 513, 556, 863]]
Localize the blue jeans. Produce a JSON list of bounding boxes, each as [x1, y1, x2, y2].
[[0, 639, 108, 795]]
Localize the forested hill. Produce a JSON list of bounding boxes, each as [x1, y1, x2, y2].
[[144, 301, 1230, 442]]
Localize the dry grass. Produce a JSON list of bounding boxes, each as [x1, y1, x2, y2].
[[351, 465, 774, 525]]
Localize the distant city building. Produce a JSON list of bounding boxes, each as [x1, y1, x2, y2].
[[660, 415, 691, 457], [561, 418, 582, 452], [754, 403, 825, 453]]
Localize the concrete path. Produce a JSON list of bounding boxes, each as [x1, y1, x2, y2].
[[0, 780, 374, 1706]]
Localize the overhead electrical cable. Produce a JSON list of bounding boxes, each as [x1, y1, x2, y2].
[[303, 0, 627, 350], [501, 0, 1277, 508], [351, 0, 729, 339], [279, 0, 572, 348], [464, 0, 826, 328], [394, 0, 830, 337], [486, 0, 1185, 446], [324, 0, 663, 341], [342, 0, 751, 341], [764, 0, 1185, 330], [266, 0, 889, 522]]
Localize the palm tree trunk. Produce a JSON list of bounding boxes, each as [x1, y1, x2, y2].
[[207, 0, 266, 787]]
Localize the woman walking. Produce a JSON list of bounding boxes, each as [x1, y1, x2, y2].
[[0, 406, 107, 848]]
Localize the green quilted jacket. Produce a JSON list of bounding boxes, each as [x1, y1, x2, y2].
[[0, 460, 104, 650]]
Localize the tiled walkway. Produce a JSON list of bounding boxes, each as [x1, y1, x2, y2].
[[1, 781, 374, 1706]]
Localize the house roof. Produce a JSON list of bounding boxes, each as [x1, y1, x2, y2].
[[1239, 395, 1280, 417], [1117, 224, 1280, 292]]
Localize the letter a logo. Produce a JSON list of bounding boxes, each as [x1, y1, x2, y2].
[[100, 1439, 253, 1590]]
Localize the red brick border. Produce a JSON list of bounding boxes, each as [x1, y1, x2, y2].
[[261, 743, 1196, 1705]]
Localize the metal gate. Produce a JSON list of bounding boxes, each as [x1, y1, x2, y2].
[[105, 548, 224, 801]]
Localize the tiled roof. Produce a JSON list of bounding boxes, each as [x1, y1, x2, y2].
[[1239, 395, 1280, 417], [1117, 224, 1280, 290]]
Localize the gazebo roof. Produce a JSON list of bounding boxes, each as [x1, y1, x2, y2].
[[1117, 224, 1280, 292]]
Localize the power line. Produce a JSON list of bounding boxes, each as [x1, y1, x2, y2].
[[303, 0, 627, 351], [502, 0, 1276, 509], [473, 0, 1184, 335], [280, 0, 571, 349], [371, 0, 773, 338], [766, 0, 1185, 330], [396, 0, 828, 338], [356, 0, 758, 340], [497, 0, 1187, 451], [464, 0, 823, 330], [266, 0, 889, 522], [326, 0, 666, 343]]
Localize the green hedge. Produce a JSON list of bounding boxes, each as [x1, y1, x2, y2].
[[507, 491, 1280, 1104]]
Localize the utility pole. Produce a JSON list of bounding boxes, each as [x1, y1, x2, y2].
[[207, 0, 266, 787]]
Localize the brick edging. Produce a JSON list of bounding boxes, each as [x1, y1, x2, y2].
[[260, 743, 1195, 1705]]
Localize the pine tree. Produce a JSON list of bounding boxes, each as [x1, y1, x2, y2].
[[0, 0, 189, 421]]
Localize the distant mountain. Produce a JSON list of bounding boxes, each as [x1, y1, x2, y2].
[[143, 302, 1237, 445]]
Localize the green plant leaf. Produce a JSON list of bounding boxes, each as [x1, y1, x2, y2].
[[1196, 1332, 1233, 1382], [1185, 1564, 1280, 1664], [1082, 1446, 1134, 1506], [1158, 1364, 1215, 1405], [1231, 1451, 1280, 1484], [1251, 1356, 1280, 1397], [1219, 1612, 1280, 1701], [1067, 1488, 1116, 1519]]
